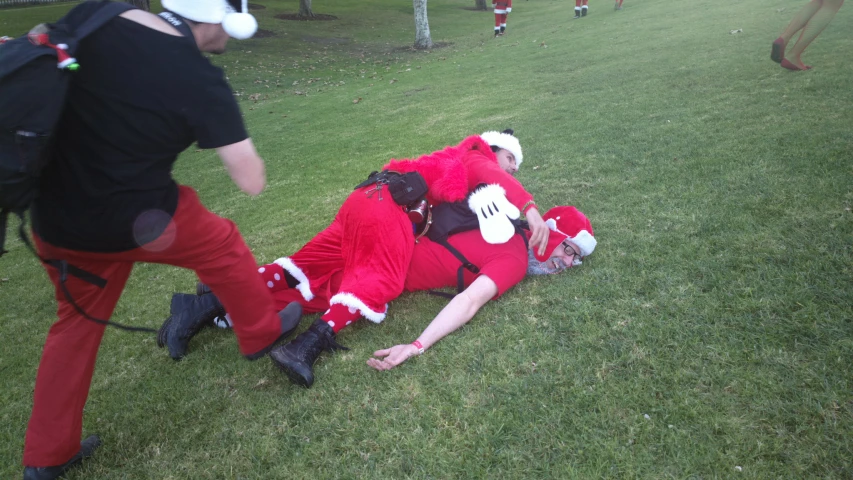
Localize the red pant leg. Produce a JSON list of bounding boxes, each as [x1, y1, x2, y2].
[[23, 245, 132, 467], [130, 186, 283, 356], [330, 187, 414, 323]]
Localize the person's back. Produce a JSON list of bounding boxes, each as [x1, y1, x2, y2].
[[33, 14, 244, 252]]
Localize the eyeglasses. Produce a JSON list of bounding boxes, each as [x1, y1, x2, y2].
[[562, 241, 581, 259]]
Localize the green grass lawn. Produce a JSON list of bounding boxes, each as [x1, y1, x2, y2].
[[1, 0, 852, 478]]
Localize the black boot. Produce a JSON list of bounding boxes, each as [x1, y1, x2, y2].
[[500, 26, 506, 35], [269, 318, 348, 388], [196, 282, 212, 296], [23, 435, 101, 480], [581, 6, 588, 16], [243, 302, 304, 360], [157, 293, 225, 360]]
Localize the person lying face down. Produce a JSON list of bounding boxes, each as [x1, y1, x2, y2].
[[158, 202, 596, 387]]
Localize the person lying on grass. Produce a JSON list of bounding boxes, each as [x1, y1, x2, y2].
[[158, 199, 596, 386], [157, 130, 554, 374]]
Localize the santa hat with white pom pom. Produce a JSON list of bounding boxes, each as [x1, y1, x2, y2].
[[161, 0, 258, 40]]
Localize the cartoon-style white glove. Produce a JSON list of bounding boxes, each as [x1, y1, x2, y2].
[[506, 7, 512, 12], [468, 184, 520, 244]]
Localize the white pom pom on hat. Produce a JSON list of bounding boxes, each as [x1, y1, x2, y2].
[[480, 130, 523, 168], [161, 0, 258, 39]]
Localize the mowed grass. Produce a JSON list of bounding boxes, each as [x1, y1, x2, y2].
[[1, 0, 852, 478]]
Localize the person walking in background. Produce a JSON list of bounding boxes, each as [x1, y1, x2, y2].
[[771, 0, 845, 70], [574, 0, 589, 18], [615, 0, 624, 10], [492, 0, 512, 36]]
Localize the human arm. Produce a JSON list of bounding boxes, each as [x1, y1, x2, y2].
[[524, 206, 550, 258], [216, 138, 266, 196], [366, 274, 499, 371]]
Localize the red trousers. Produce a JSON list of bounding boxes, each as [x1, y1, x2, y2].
[[23, 185, 283, 467], [271, 185, 414, 325]]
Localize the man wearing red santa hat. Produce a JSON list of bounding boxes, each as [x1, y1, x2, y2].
[[159, 200, 596, 385], [19, 1, 290, 479]]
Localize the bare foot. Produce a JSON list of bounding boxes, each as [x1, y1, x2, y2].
[[781, 58, 812, 71]]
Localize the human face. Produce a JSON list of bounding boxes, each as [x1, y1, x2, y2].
[[495, 148, 518, 175], [526, 239, 580, 275]]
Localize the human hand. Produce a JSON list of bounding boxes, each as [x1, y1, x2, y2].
[[367, 344, 420, 371], [525, 208, 551, 258]]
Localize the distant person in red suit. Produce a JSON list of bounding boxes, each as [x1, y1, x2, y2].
[[574, 0, 589, 18], [771, 0, 845, 71], [614, 0, 624, 10], [493, 0, 512, 36]]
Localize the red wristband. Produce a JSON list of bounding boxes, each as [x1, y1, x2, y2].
[[412, 340, 424, 355]]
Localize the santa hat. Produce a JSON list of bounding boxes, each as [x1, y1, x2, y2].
[[534, 206, 597, 261], [480, 130, 523, 168], [161, 0, 258, 40]]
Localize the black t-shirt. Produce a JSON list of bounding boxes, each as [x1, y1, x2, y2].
[[32, 16, 247, 252]]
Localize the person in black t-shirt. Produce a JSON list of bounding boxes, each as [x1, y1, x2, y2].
[[22, 2, 301, 479]]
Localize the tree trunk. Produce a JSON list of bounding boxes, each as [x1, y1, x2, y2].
[[413, 0, 433, 50], [125, 0, 150, 11], [474, 0, 488, 10], [298, 0, 315, 18]]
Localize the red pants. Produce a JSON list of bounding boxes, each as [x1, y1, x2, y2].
[[23, 185, 282, 467], [271, 185, 414, 326]]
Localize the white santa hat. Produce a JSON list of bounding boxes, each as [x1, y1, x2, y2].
[[480, 130, 523, 168], [161, 0, 258, 40], [534, 206, 597, 261]]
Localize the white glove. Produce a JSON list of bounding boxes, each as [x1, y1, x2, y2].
[[506, 7, 512, 12], [468, 184, 520, 244]]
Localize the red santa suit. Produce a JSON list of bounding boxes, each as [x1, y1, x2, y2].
[[269, 135, 535, 333], [493, 0, 512, 35]]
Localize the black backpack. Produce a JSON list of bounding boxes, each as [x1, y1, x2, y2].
[[0, 1, 169, 333], [424, 191, 528, 297], [0, 0, 134, 257]]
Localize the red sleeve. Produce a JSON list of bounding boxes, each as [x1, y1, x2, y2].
[[463, 150, 534, 212]]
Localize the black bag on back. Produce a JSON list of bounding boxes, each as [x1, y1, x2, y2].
[[425, 192, 528, 296], [0, 1, 163, 333], [0, 0, 133, 256]]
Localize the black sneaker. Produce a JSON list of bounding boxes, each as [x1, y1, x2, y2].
[[582, 7, 588, 16], [23, 435, 101, 480], [573, 10, 580, 18]]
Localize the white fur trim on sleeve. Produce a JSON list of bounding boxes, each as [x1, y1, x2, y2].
[[273, 257, 314, 301]]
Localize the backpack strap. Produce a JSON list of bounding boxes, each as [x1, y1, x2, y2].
[[436, 238, 480, 294], [156, 11, 196, 41]]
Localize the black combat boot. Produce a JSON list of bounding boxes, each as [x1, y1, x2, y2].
[[23, 435, 101, 480], [269, 318, 348, 388], [157, 293, 225, 360]]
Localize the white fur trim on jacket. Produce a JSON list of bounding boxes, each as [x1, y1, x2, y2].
[[273, 257, 314, 301], [329, 292, 388, 323], [480, 131, 523, 168]]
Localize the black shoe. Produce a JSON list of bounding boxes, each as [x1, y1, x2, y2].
[[269, 318, 348, 387], [243, 302, 304, 360], [581, 7, 588, 16], [23, 435, 101, 480], [157, 293, 224, 360], [500, 26, 506, 34], [573, 10, 580, 18]]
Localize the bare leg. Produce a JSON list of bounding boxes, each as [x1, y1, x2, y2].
[[772, 0, 823, 63], [784, 0, 844, 69]]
